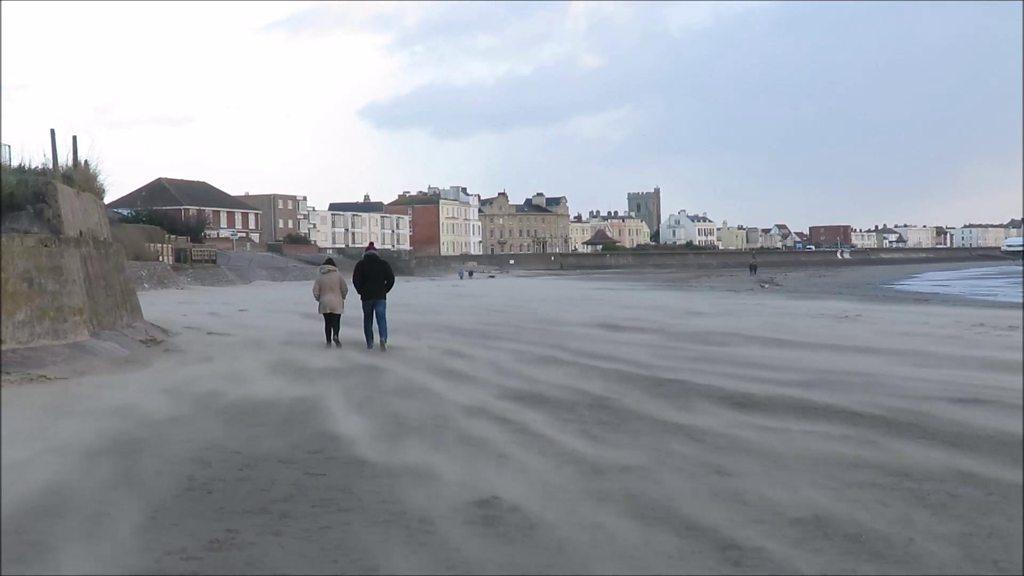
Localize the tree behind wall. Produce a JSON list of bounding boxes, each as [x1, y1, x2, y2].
[[119, 209, 206, 243], [283, 232, 311, 244]]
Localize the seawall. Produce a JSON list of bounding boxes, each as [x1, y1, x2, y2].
[[1, 234, 144, 348], [1, 182, 146, 350], [410, 247, 1007, 275]]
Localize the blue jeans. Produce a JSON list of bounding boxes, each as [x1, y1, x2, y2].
[[361, 299, 388, 346]]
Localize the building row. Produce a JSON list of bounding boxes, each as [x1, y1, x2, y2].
[[106, 177, 1021, 254]]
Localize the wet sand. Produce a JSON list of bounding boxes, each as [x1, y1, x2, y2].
[[2, 267, 1021, 574]]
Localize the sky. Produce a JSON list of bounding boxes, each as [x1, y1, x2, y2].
[[2, 1, 1021, 230]]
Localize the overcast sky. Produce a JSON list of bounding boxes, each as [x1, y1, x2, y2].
[[2, 1, 1020, 230]]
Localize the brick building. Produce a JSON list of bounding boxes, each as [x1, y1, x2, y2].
[[808, 225, 853, 248], [236, 193, 309, 243], [384, 189, 480, 255], [385, 192, 442, 255], [109, 177, 262, 242]]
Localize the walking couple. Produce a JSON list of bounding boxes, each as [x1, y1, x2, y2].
[[312, 242, 395, 351]]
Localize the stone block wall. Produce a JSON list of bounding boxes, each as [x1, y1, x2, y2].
[[1, 235, 144, 348], [1, 183, 144, 349]]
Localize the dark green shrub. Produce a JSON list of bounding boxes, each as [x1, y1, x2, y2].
[[283, 232, 311, 244]]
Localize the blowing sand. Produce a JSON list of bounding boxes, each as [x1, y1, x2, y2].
[[2, 268, 1022, 574]]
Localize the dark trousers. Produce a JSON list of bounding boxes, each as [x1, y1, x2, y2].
[[749, 263, 758, 276], [361, 300, 388, 345], [322, 313, 340, 342]]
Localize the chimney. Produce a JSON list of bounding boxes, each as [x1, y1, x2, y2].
[[531, 192, 545, 208], [363, 194, 371, 202], [72, 135, 79, 168]]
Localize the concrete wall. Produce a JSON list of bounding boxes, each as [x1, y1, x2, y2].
[[111, 223, 169, 261], [1, 234, 144, 348], [52, 182, 111, 240], [2, 183, 145, 349], [410, 247, 1006, 275]]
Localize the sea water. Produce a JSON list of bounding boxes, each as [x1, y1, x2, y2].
[[889, 265, 1023, 303]]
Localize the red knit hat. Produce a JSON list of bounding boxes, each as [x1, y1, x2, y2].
[[365, 242, 377, 252]]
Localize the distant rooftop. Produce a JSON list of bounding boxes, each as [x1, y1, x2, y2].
[[583, 228, 619, 246], [328, 201, 384, 213], [108, 177, 256, 211]]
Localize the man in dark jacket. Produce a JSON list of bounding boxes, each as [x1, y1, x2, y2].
[[352, 242, 396, 351]]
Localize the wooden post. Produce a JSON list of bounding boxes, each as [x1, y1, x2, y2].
[[49, 129, 58, 172], [72, 135, 79, 168]]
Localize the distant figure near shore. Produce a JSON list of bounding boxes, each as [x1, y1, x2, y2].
[[749, 256, 758, 276], [352, 242, 395, 351], [312, 257, 348, 347], [458, 268, 465, 280]]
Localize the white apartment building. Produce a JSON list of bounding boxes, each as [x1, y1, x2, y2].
[[851, 230, 881, 248], [894, 226, 937, 248], [952, 226, 1006, 248], [432, 185, 483, 255], [308, 209, 411, 252], [661, 210, 717, 247]]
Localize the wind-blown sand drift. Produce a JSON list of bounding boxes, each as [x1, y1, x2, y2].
[[2, 273, 1021, 574]]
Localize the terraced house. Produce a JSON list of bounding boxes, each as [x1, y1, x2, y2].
[[479, 192, 571, 254], [385, 186, 481, 255], [569, 210, 651, 252]]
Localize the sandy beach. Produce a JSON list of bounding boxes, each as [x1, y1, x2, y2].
[[2, 264, 1021, 574]]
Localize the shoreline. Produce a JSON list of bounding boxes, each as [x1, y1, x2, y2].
[[526, 260, 1022, 309]]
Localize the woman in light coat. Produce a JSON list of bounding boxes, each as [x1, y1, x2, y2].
[[313, 257, 349, 347]]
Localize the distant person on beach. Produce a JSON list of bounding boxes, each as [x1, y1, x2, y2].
[[458, 268, 465, 280], [468, 269, 474, 279], [352, 242, 395, 351], [312, 257, 348, 347], [749, 256, 758, 276]]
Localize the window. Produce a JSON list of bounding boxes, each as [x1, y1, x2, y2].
[[220, 211, 227, 228], [277, 199, 283, 209], [278, 218, 284, 228], [288, 219, 294, 229], [287, 200, 293, 209]]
